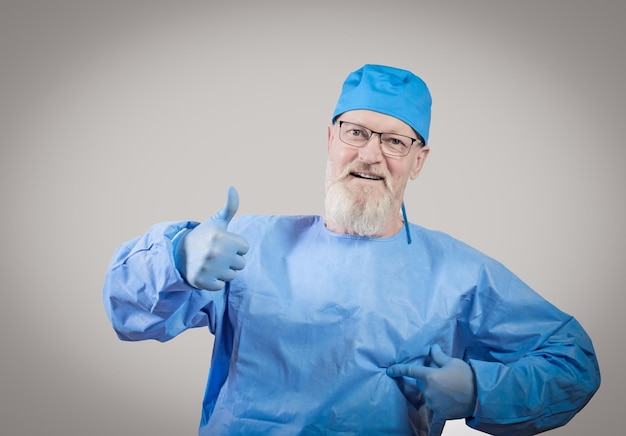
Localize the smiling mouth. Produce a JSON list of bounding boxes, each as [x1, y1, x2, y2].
[[351, 172, 384, 181]]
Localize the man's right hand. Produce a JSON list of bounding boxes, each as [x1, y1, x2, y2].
[[175, 186, 249, 291]]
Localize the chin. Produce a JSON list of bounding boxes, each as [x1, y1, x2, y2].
[[324, 181, 394, 237]]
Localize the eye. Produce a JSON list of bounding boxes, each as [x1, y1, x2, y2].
[[383, 135, 409, 149], [348, 127, 366, 138]]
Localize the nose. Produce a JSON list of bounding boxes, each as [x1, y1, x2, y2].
[[358, 133, 384, 163]]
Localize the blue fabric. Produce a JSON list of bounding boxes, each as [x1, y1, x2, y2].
[[332, 64, 432, 143], [103, 215, 600, 435]]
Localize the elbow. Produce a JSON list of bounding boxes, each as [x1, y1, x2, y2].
[[104, 295, 174, 343]]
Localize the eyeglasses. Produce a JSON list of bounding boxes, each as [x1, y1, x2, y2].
[[337, 121, 423, 157]]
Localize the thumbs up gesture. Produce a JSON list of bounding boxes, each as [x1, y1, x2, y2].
[[175, 186, 249, 291]]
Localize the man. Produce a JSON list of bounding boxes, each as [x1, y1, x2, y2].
[[103, 64, 600, 435]]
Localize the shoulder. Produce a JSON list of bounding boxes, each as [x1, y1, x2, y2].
[[409, 223, 482, 256], [230, 214, 321, 236], [408, 222, 508, 272]]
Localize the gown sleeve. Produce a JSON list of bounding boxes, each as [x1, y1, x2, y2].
[[464, 262, 601, 434], [102, 221, 225, 342]]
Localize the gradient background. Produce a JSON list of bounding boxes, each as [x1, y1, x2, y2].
[[1, 1, 623, 434]]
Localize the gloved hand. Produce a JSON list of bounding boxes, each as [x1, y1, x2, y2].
[[386, 344, 477, 419], [174, 186, 249, 291]]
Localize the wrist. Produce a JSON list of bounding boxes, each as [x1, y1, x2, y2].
[[171, 228, 191, 278]]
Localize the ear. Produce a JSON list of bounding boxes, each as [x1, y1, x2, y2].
[[409, 146, 430, 180], [327, 124, 334, 153]]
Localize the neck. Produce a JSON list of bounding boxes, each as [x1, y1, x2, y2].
[[324, 215, 404, 238]]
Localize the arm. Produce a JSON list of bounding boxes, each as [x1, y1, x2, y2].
[[466, 266, 601, 434], [102, 187, 249, 342], [102, 220, 218, 342], [387, 261, 600, 434]]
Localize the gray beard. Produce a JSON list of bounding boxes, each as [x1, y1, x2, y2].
[[324, 161, 395, 237]]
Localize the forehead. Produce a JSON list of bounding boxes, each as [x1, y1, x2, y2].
[[336, 110, 415, 136]]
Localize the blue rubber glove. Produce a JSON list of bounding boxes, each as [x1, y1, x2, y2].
[[386, 344, 476, 419], [174, 186, 249, 291]]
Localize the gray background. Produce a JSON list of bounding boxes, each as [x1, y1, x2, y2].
[[1, 1, 623, 434]]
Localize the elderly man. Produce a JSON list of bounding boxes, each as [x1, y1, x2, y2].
[[103, 64, 600, 435]]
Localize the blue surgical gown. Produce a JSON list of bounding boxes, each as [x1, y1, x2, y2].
[[103, 215, 600, 435]]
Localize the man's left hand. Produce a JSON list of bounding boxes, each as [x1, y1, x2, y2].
[[387, 344, 476, 419]]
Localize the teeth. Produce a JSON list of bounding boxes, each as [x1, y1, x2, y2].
[[354, 172, 382, 180]]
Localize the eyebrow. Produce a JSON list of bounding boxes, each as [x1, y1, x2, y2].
[[340, 120, 417, 140]]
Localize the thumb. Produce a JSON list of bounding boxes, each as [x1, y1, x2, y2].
[[211, 186, 240, 228], [430, 344, 452, 368]]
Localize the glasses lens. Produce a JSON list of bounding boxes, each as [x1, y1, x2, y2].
[[340, 122, 370, 146], [338, 121, 416, 157], [380, 134, 412, 156]]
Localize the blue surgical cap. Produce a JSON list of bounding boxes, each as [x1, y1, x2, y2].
[[332, 64, 432, 144]]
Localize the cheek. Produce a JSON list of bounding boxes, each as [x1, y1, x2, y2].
[[328, 143, 355, 170], [387, 161, 412, 182], [326, 152, 344, 182]]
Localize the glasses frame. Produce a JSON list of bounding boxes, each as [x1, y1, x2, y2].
[[337, 121, 424, 157]]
